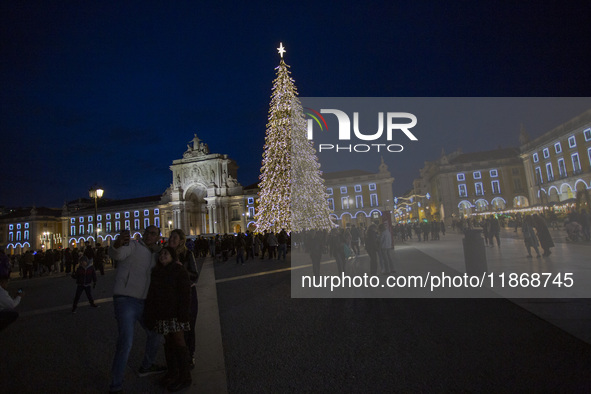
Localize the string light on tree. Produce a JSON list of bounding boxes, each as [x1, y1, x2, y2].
[[255, 43, 334, 233]]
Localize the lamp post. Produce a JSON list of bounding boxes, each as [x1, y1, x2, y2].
[[89, 185, 104, 245]]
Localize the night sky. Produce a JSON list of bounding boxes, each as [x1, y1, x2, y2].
[[2, 2, 590, 208]]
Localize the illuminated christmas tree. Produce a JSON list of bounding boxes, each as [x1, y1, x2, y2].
[[255, 43, 333, 233]]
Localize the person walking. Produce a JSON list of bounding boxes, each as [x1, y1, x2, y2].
[[488, 215, 501, 247], [167, 229, 200, 369], [378, 223, 395, 274], [277, 229, 288, 261], [522, 215, 541, 258], [71, 248, 99, 312], [532, 214, 555, 256], [107, 226, 165, 394], [144, 246, 192, 392], [364, 224, 379, 276]]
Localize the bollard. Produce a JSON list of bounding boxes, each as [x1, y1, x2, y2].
[[463, 229, 487, 275]]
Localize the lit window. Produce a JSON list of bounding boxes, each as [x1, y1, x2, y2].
[[88, 224, 93, 234], [457, 173, 465, 181], [154, 209, 159, 215], [248, 207, 255, 217], [70, 218, 75, 224], [16, 232, 21, 241], [555, 143, 562, 154], [558, 158, 567, 178], [490, 169, 498, 178], [369, 183, 376, 191], [24, 223, 29, 229], [475, 182, 484, 196], [106, 222, 112, 233], [106, 214, 111, 220], [326, 188, 333, 195], [328, 198, 334, 211], [125, 212, 130, 218], [354, 185, 362, 192], [533, 153, 539, 163], [356, 195, 363, 208], [568, 136, 576, 148], [80, 217, 84, 222], [341, 197, 349, 209], [155, 217, 160, 228], [79, 225, 84, 234], [247, 197, 254, 204], [588, 148, 591, 166], [144, 218, 150, 228], [546, 163, 554, 181], [24, 230, 29, 240], [116, 213, 120, 219], [8, 224, 13, 230], [97, 215, 102, 221], [134, 219, 140, 230], [585, 128, 591, 141], [134, 211, 139, 217], [458, 184, 467, 197], [9, 232, 13, 242], [543, 148, 549, 159], [88, 216, 93, 222], [16, 223, 21, 229], [572, 153, 581, 173], [340, 186, 347, 194], [370, 194, 378, 207], [473, 171, 481, 179], [115, 221, 121, 231], [492, 181, 501, 194], [535, 167, 543, 184], [125, 220, 130, 229], [144, 210, 149, 216]]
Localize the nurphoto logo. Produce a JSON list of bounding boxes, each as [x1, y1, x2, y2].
[[305, 108, 418, 153]]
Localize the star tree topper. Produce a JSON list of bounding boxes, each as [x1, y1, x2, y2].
[[277, 42, 286, 58]]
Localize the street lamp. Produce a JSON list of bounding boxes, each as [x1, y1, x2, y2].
[[89, 185, 104, 245]]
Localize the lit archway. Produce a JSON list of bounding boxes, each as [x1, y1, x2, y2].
[[458, 201, 472, 218], [491, 197, 506, 211], [513, 195, 529, 208]]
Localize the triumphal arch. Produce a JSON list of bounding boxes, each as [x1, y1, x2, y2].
[[164, 134, 247, 235]]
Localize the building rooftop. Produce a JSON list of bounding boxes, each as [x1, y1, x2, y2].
[[0, 207, 63, 220], [323, 169, 374, 180], [449, 147, 520, 164]]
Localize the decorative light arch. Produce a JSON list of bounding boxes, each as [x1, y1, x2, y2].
[[575, 179, 590, 191], [560, 183, 574, 199], [353, 210, 369, 218], [458, 200, 472, 217], [491, 197, 506, 210], [547, 186, 560, 202], [474, 199, 489, 212], [513, 195, 529, 208], [368, 209, 382, 217]]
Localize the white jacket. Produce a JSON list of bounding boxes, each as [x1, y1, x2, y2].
[[109, 240, 158, 300], [0, 286, 20, 310]]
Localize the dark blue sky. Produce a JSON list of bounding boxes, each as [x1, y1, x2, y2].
[[1, 1, 590, 207]]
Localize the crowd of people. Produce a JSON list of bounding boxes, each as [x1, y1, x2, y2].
[[6, 243, 111, 280], [2, 208, 589, 391]]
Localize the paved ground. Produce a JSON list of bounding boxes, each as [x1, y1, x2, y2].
[[2, 226, 591, 392], [214, 230, 591, 392]]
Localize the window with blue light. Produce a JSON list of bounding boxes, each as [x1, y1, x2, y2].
[[569, 136, 576, 148]]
